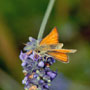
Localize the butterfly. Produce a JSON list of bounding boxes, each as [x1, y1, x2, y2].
[[27, 27, 77, 63]]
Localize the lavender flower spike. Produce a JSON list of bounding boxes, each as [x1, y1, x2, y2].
[[19, 37, 57, 90]]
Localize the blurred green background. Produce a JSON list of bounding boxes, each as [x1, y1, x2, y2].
[[0, 0, 90, 90]]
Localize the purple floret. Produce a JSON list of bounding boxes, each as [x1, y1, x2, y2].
[[47, 71, 57, 80], [38, 61, 45, 68], [19, 51, 28, 61]]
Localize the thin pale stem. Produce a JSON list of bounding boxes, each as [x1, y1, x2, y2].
[[37, 0, 55, 42]]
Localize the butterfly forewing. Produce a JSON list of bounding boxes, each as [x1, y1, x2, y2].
[[40, 27, 59, 45]]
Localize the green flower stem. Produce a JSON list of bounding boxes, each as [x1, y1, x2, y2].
[[37, 0, 55, 42]]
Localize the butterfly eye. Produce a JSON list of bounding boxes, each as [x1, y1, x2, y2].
[[35, 50, 40, 53], [37, 50, 40, 53]]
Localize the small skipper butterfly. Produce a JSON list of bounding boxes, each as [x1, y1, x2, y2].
[[27, 27, 77, 63]]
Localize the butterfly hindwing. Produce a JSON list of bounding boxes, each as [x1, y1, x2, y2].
[[47, 52, 69, 63], [47, 49, 76, 62], [40, 27, 59, 45]]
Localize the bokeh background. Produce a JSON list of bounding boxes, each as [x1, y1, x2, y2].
[[0, 0, 90, 90]]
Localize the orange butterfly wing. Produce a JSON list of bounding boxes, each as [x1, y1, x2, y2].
[[40, 27, 59, 45], [47, 52, 68, 63], [47, 49, 76, 62]]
